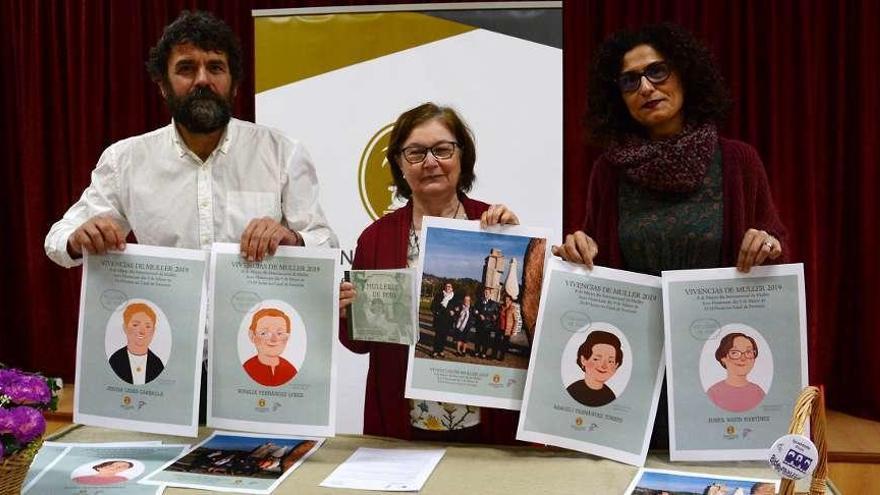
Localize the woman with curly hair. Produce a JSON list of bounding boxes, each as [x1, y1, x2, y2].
[[553, 23, 787, 274]]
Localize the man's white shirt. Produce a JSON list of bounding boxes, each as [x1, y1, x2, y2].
[[45, 118, 338, 266]]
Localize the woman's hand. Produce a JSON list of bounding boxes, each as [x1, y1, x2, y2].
[[551, 231, 599, 269], [736, 228, 782, 272], [339, 281, 357, 310], [480, 204, 519, 228]]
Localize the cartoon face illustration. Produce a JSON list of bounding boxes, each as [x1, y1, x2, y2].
[[719, 334, 758, 379], [249, 310, 291, 360], [577, 331, 623, 388], [122, 303, 157, 354]]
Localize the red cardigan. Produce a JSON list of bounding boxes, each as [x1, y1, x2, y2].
[[583, 137, 788, 268], [339, 196, 522, 444]]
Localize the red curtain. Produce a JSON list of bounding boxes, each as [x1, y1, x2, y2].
[[2, 1, 878, 420]]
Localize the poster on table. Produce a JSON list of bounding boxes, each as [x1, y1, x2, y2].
[[74, 244, 207, 437], [623, 468, 779, 495], [23, 443, 188, 494], [405, 217, 550, 410], [517, 260, 665, 466], [662, 263, 808, 461], [22, 441, 164, 492], [347, 269, 417, 345], [141, 431, 323, 494], [208, 243, 340, 437]]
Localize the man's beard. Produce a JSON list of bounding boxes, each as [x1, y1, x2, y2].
[[165, 85, 233, 134]]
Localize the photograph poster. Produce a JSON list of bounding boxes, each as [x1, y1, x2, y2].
[[23, 444, 188, 494], [624, 468, 779, 495], [208, 243, 340, 437], [141, 431, 323, 494], [347, 269, 417, 345], [662, 264, 808, 461], [406, 217, 550, 410], [517, 260, 665, 466], [74, 244, 208, 436]]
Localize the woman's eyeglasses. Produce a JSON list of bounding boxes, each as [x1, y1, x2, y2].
[[618, 61, 671, 93], [727, 349, 756, 360], [401, 141, 458, 164]]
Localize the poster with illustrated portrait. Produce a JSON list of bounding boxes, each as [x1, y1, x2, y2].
[[347, 269, 417, 345], [208, 243, 340, 437], [74, 245, 207, 437], [141, 431, 323, 494], [405, 217, 551, 410], [517, 260, 665, 466], [22, 443, 188, 494], [662, 264, 808, 461]]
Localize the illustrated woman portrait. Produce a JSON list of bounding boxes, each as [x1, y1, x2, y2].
[[707, 332, 765, 412], [108, 302, 165, 385], [567, 330, 622, 407], [242, 308, 298, 387], [72, 460, 134, 485]]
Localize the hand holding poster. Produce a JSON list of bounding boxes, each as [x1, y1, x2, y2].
[[74, 245, 207, 437], [405, 217, 550, 410], [517, 259, 665, 466], [347, 269, 417, 345], [662, 263, 808, 461], [208, 243, 340, 436]]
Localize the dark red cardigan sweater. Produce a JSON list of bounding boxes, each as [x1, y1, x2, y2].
[[584, 137, 788, 268], [339, 196, 521, 444]]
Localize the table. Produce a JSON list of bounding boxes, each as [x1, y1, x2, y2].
[[49, 425, 833, 494]]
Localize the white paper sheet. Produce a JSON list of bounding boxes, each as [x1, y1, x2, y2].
[[320, 447, 446, 491]]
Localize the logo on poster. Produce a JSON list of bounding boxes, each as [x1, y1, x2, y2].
[[358, 123, 405, 220], [492, 374, 501, 384], [575, 416, 583, 427], [258, 398, 267, 408], [724, 424, 738, 439]]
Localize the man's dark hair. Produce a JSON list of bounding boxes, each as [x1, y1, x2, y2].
[[146, 10, 243, 86], [586, 22, 731, 145]]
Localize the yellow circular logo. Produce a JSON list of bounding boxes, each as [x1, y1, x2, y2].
[[258, 398, 267, 408], [492, 374, 501, 384], [358, 123, 405, 220], [575, 417, 584, 426], [122, 396, 131, 406], [726, 425, 736, 435]]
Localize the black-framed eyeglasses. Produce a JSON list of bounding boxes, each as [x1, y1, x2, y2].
[[618, 61, 672, 93], [400, 141, 458, 164]]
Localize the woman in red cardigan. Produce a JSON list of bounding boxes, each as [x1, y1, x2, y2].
[[552, 23, 788, 448], [339, 102, 522, 444]]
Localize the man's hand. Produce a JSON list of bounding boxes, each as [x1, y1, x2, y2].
[[67, 215, 126, 258], [240, 217, 301, 262], [551, 231, 599, 269]]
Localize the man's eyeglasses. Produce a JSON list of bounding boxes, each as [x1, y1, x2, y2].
[[401, 141, 458, 164], [727, 349, 756, 360], [618, 61, 671, 93]]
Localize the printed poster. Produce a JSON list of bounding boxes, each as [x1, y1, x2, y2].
[[347, 269, 417, 345], [406, 217, 550, 410], [23, 444, 187, 494], [662, 264, 808, 461], [517, 260, 665, 466], [74, 245, 207, 437], [208, 243, 340, 436], [141, 431, 323, 494], [623, 468, 779, 495]]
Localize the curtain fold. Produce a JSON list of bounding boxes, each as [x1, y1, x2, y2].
[[1, 0, 877, 420]]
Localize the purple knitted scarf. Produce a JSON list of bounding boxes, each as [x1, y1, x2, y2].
[[605, 122, 718, 193]]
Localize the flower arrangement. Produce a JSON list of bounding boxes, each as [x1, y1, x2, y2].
[[0, 367, 59, 460]]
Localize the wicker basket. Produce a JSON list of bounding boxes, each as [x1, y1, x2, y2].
[[0, 437, 43, 495], [779, 386, 828, 495]]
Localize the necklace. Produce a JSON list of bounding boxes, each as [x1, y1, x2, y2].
[[409, 199, 462, 265]]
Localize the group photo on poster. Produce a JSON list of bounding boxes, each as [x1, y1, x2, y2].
[[517, 260, 665, 466], [73, 245, 208, 437], [208, 243, 340, 437], [662, 264, 808, 461], [141, 431, 323, 494], [623, 468, 779, 495], [405, 217, 550, 410]]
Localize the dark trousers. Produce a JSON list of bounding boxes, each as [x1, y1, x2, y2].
[[474, 326, 491, 355], [199, 360, 207, 425], [494, 332, 511, 359], [432, 323, 449, 354]]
